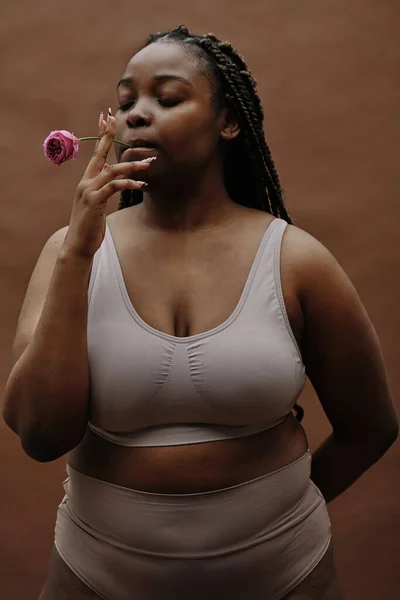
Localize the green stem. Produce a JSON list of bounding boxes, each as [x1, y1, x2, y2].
[[77, 136, 133, 148]]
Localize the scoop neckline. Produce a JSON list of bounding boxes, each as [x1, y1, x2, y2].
[[105, 218, 280, 343]]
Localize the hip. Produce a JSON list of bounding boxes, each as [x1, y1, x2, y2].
[[53, 450, 332, 599]]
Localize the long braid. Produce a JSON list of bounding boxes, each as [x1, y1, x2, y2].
[[198, 37, 278, 213], [118, 26, 303, 422], [200, 36, 291, 222]]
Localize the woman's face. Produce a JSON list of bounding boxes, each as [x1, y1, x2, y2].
[[114, 41, 226, 183]]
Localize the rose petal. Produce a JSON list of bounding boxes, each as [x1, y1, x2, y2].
[[43, 130, 79, 165]]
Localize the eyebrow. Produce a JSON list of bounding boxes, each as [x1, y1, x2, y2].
[[117, 74, 193, 89]]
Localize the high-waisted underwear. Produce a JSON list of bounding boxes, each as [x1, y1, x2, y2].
[[54, 450, 331, 600]]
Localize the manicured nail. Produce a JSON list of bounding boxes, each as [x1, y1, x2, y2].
[[107, 108, 112, 123], [137, 181, 148, 187], [99, 111, 103, 127], [142, 157, 157, 163]]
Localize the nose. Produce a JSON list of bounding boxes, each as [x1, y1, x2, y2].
[[126, 100, 152, 129]]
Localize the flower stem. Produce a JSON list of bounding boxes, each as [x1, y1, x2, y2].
[[77, 136, 133, 148]]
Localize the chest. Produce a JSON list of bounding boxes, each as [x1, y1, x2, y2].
[[102, 213, 304, 348], [119, 238, 262, 338], [87, 216, 306, 431]]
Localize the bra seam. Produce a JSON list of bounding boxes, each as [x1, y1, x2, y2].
[[185, 345, 216, 402], [133, 343, 177, 409]]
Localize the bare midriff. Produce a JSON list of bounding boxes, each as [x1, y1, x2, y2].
[[68, 412, 308, 494]]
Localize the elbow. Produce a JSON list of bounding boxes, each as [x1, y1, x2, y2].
[[3, 411, 84, 462], [21, 432, 66, 462], [2, 378, 88, 462], [3, 407, 87, 462], [20, 425, 86, 463]]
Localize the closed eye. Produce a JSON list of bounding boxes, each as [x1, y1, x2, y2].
[[118, 98, 181, 111], [118, 102, 133, 112], [158, 98, 182, 107]]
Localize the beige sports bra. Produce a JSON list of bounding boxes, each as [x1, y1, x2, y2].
[[86, 217, 305, 447]]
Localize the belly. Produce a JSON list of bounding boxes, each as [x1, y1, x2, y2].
[[68, 412, 309, 493]]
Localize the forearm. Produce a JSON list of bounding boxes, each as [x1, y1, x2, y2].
[[3, 247, 92, 460], [310, 431, 396, 504]]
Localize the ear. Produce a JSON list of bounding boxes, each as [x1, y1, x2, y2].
[[219, 106, 240, 141]]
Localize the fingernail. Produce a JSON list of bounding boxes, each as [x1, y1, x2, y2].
[[142, 157, 157, 163], [99, 111, 104, 127], [137, 181, 148, 187], [107, 108, 112, 123]]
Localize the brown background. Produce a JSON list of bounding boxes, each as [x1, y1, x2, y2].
[[0, 1, 399, 598]]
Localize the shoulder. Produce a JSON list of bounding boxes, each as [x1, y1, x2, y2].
[[280, 222, 348, 302], [280, 222, 337, 274], [280, 222, 370, 352]]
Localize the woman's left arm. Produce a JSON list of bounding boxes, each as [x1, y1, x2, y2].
[[288, 226, 399, 504]]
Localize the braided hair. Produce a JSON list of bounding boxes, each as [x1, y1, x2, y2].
[[118, 25, 304, 422]]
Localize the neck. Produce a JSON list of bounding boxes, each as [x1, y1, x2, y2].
[[137, 163, 239, 233]]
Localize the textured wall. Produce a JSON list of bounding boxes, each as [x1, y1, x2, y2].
[[0, 1, 399, 598]]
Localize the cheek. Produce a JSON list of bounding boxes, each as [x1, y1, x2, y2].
[[160, 107, 219, 161]]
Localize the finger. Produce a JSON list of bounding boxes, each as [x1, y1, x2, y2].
[[84, 111, 116, 179], [94, 112, 107, 153], [92, 178, 148, 203], [89, 113, 115, 171], [92, 160, 154, 190]]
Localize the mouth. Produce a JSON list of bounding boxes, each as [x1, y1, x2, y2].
[[121, 141, 158, 162]]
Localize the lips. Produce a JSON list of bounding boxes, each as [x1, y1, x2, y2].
[[121, 139, 158, 161], [129, 139, 157, 148]]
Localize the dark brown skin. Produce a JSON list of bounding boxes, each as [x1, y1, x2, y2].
[[4, 42, 397, 599]]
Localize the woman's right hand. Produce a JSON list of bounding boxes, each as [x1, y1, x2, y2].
[[63, 110, 152, 259]]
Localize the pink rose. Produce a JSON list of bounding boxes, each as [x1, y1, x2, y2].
[[43, 130, 79, 165]]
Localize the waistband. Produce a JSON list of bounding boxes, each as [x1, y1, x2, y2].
[[59, 450, 326, 559]]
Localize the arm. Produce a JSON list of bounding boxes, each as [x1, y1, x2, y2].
[[2, 227, 93, 462], [284, 226, 398, 503], [2, 112, 150, 462]]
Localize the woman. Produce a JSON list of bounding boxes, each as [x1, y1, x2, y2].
[[3, 25, 398, 600]]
